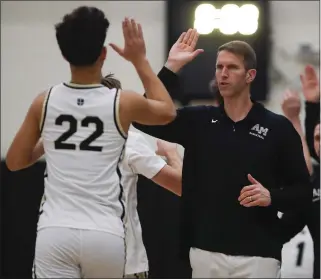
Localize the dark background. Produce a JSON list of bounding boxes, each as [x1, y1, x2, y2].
[[166, 0, 271, 105]]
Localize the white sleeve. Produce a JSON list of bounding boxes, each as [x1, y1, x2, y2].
[[126, 132, 166, 179]]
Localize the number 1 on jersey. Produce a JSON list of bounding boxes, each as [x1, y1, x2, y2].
[[54, 114, 104, 151], [296, 242, 305, 267]]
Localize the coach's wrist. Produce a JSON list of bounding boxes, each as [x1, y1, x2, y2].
[[164, 60, 183, 74]]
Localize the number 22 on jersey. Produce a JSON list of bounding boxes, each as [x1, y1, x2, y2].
[[54, 114, 104, 152]]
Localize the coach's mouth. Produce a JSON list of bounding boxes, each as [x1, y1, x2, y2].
[[219, 82, 230, 87]]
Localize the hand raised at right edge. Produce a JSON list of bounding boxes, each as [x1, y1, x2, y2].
[[300, 65, 320, 103], [281, 89, 301, 121], [109, 18, 146, 65]]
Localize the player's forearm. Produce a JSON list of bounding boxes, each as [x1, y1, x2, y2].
[[165, 151, 183, 195], [166, 151, 182, 175], [132, 67, 180, 141], [28, 140, 45, 167], [290, 117, 313, 175], [7, 140, 43, 171], [133, 59, 176, 115]]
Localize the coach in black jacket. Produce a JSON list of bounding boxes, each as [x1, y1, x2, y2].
[[135, 36, 312, 278]]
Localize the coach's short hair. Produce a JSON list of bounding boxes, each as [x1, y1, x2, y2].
[[217, 40, 257, 70], [55, 6, 109, 66], [101, 74, 122, 90]]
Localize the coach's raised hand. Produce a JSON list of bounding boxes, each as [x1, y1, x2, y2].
[[109, 18, 146, 65], [165, 28, 204, 73]]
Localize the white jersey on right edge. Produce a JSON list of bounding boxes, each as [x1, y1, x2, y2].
[[281, 226, 314, 278], [39, 82, 127, 238], [120, 131, 166, 275]]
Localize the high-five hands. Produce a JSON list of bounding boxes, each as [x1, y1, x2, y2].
[[238, 174, 271, 207], [109, 18, 146, 65], [165, 28, 204, 72]]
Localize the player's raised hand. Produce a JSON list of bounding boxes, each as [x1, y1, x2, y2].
[[109, 18, 146, 65], [165, 28, 204, 72]]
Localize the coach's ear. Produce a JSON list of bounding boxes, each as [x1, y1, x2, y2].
[[246, 69, 256, 84]]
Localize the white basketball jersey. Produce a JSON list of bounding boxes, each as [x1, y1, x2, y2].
[[38, 82, 127, 238], [281, 226, 314, 278], [120, 131, 166, 275]]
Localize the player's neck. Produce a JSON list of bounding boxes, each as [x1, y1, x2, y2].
[[223, 91, 253, 122], [70, 65, 102, 85]]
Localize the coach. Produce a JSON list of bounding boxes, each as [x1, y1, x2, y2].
[[135, 37, 312, 278]]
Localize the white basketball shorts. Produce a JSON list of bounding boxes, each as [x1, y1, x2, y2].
[[33, 227, 125, 278], [190, 247, 281, 278]]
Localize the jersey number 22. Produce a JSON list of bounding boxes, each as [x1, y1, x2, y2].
[[54, 114, 103, 152]]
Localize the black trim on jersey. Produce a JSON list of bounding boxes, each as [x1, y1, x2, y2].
[[40, 87, 53, 134], [117, 143, 126, 221], [32, 261, 37, 279], [117, 165, 125, 221], [39, 168, 47, 217], [63, 83, 103, 89], [113, 89, 127, 140]]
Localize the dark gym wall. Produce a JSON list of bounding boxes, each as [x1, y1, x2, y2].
[[0, 161, 191, 278]]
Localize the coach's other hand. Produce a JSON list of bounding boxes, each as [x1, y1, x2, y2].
[[238, 174, 271, 207], [165, 28, 204, 73]]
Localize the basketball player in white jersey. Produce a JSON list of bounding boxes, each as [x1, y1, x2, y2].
[[101, 74, 182, 278], [121, 132, 182, 278], [5, 6, 177, 278]]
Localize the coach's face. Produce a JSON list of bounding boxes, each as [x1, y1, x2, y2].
[[314, 123, 320, 157], [215, 50, 252, 98]]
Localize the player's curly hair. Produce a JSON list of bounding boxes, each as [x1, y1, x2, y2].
[[101, 74, 122, 90], [55, 6, 109, 66]]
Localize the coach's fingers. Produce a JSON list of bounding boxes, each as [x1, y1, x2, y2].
[[238, 188, 260, 202], [190, 31, 199, 50], [182, 28, 193, 44], [191, 49, 204, 59], [109, 43, 124, 56], [240, 184, 256, 194], [176, 32, 187, 44], [247, 174, 260, 185], [240, 194, 261, 207], [187, 29, 197, 46]]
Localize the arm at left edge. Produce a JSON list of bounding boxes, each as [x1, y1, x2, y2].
[[6, 93, 45, 171]]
